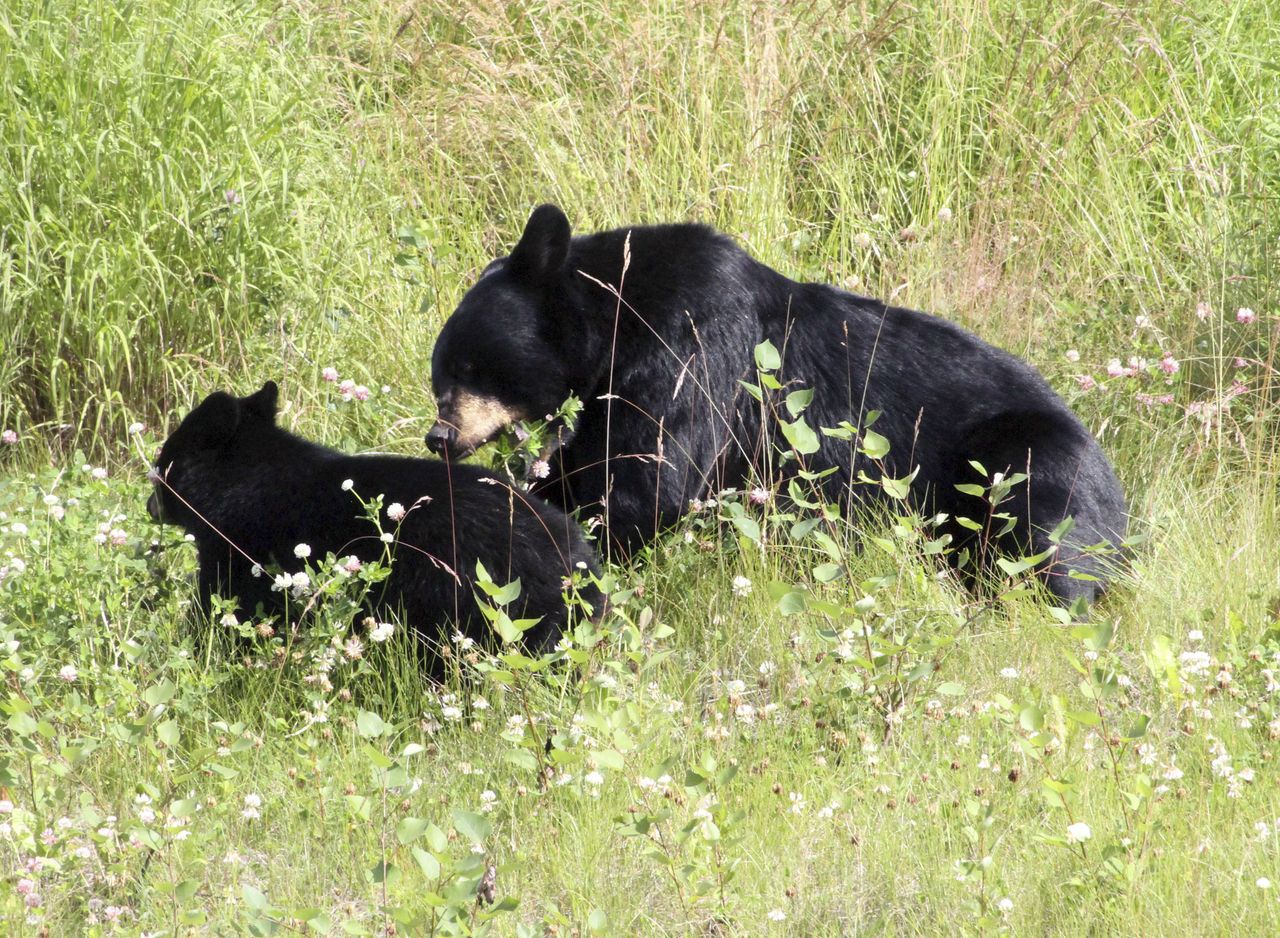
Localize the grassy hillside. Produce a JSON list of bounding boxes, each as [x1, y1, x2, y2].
[[1, 0, 1279, 934]]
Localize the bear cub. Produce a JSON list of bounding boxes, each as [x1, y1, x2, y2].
[[426, 204, 1127, 604], [148, 381, 600, 655]]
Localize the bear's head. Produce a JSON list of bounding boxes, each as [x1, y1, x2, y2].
[[147, 381, 280, 527], [426, 204, 580, 457]]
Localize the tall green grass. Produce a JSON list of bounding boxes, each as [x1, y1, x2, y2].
[[3, 0, 1276, 463]]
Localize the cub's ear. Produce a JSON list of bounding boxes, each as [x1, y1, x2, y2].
[[191, 391, 241, 447], [507, 204, 571, 283], [244, 380, 280, 422]]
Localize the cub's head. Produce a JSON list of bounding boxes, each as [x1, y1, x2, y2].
[[147, 381, 280, 526], [426, 204, 577, 457]]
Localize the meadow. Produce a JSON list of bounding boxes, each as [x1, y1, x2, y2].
[[2, 0, 1279, 933]]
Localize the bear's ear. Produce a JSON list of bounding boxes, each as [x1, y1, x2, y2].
[[191, 391, 242, 447], [507, 204, 571, 283], [244, 381, 279, 423]]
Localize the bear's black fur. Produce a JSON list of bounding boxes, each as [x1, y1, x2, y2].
[[148, 381, 600, 653], [426, 205, 1127, 603]]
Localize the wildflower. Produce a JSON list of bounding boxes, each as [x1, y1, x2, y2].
[[1188, 629, 1204, 642], [530, 459, 551, 479], [1196, 301, 1212, 321], [1075, 375, 1097, 392], [1065, 349, 1080, 362], [293, 543, 311, 559], [109, 527, 127, 546], [16, 878, 35, 896], [937, 206, 953, 222], [58, 665, 77, 683], [1159, 354, 1180, 375], [1259, 877, 1272, 889], [241, 793, 262, 820], [853, 232, 872, 249], [0, 799, 12, 814], [1106, 359, 1127, 378], [1237, 307, 1257, 325], [442, 705, 463, 722], [353, 385, 371, 401], [749, 486, 771, 505], [731, 575, 753, 597], [479, 790, 498, 813], [0, 430, 16, 444], [386, 502, 406, 522], [128, 421, 145, 435], [997, 898, 1013, 913], [250, 564, 263, 578], [789, 791, 806, 814], [1000, 667, 1019, 679], [768, 908, 787, 922], [584, 770, 604, 786], [472, 696, 490, 710], [11, 522, 28, 536], [369, 621, 394, 642], [341, 478, 354, 491], [91, 467, 108, 480], [1066, 821, 1092, 844], [1135, 315, 1152, 329], [342, 637, 364, 660], [322, 367, 339, 382]]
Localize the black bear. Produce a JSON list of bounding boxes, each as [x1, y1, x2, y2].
[[426, 205, 1126, 603], [148, 381, 600, 655]]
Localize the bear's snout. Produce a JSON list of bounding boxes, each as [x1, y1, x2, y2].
[[425, 422, 458, 455]]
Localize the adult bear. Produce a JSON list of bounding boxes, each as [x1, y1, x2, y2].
[[426, 205, 1126, 603], [148, 380, 600, 658]]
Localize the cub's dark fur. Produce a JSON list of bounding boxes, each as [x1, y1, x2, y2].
[[149, 381, 599, 652]]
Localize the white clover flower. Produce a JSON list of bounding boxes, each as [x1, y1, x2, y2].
[[386, 503, 406, 522], [1258, 877, 1272, 889], [584, 770, 604, 786], [731, 575, 752, 597], [997, 897, 1013, 913], [293, 543, 311, 559], [1066, 821, 1092, 844], [472, 696, 490, 711], [341, 479, 354, 491], [530, 459, 551, 479], [369, 621, 394, 642], [1000, 667, 1020, 680], [380, 532, 394, 543], [442, 705, 463, 722], [91, 467, 108, 481], [58, 665, 77, 683], [128, 422, 145, 435], [768, 908, 787, 922], [10, 522, 28, 536]]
